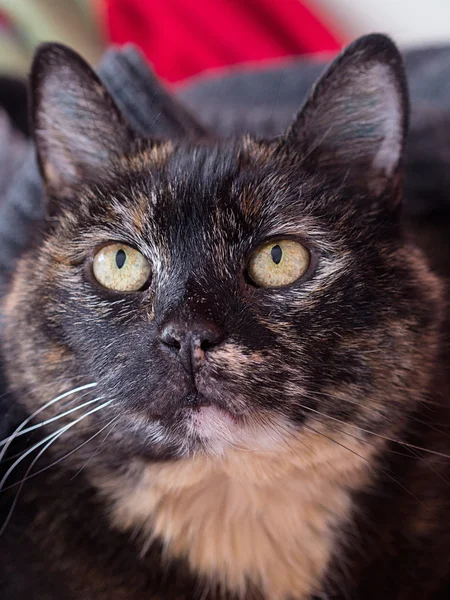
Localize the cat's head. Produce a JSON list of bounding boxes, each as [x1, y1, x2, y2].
[[2, 35, 443, 465]]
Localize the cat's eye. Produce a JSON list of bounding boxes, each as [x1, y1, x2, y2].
[[247, 240, 310, 288], [92, 243, 151, 291]]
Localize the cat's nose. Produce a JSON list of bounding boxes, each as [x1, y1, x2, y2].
[[159, 320, 225, 375]]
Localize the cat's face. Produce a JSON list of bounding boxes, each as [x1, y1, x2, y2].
[[2, 37, 442, 463]]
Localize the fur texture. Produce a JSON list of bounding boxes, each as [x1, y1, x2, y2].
[[1, 34, 450, 600], [96, 426, 373, 599]]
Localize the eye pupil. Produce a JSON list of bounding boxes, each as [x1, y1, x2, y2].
[[271, 245, 282, 265], [115, 249, 127, 269]]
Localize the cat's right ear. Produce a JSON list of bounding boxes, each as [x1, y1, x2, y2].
[[30, 43, 135, 195]]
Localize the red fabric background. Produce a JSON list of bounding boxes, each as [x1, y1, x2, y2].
[[104, 0, 344, 84]]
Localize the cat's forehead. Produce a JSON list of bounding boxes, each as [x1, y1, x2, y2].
[[105, 139, 327, 233], [70, 138, 362, 263], [123, 138, 280, 202]]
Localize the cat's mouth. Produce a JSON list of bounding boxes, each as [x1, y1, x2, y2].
[[111, 384, 290, 459], [181, 390, 240, 418], [120, 382, 267, 457]]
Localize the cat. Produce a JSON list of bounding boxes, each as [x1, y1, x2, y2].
[[1, 32, 450, 600]]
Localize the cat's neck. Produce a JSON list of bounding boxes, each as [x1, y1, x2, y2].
[[92, 424, 375, 600]]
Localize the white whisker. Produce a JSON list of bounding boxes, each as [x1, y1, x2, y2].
[[302, 421, 425, 506], [70, 417, 120, 480], [0, 410, 116, 537], [0, 396, 104, 448], [0, 382, 97, 464], [0, 399, 111, 497], [297, 401, 450, 461], [28, 415, 120, 486]]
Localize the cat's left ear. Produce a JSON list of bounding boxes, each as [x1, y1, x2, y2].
[[284, 34, 408, 203], [30, 43, 135, 194]]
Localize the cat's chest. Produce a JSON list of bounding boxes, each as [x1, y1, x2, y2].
[[99, 437, 371, 600]]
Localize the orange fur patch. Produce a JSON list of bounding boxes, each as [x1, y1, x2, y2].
[[96, 423, 374, 599]]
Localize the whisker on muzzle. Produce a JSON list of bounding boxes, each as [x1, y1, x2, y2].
[[0, 399, 113, 537], [0, 382, 98, 464]]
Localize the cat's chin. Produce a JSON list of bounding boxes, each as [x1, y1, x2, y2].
[[125, 403, 288, 459], [116, 385, 295, 459], [174, 404, 293, 458], [184, 405, 243, 455]]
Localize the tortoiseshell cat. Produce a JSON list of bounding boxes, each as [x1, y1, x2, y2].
[[1, 33, 450, 600]]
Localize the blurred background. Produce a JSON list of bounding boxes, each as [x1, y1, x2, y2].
[[0, 0, 449, 86]]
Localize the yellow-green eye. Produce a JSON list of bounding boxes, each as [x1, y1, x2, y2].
[[248, 240, 310, 288], [92, 243, 151, 291]]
